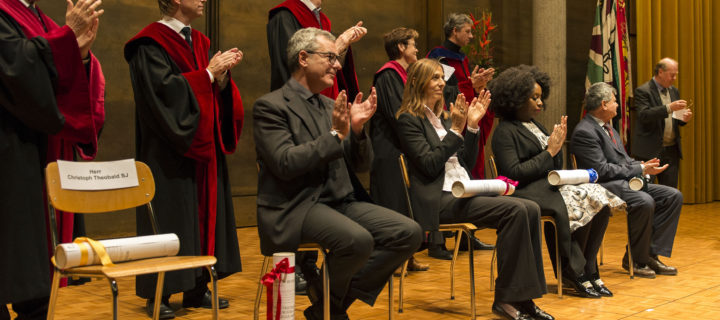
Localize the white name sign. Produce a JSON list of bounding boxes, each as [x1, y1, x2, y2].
[[57, 159, 139, 190]]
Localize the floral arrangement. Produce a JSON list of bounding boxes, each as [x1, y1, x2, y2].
[[461, 9, 497, 67]]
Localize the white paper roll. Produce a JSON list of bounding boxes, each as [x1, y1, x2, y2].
[[451, 180, 514, 198], [547, 170, 593, 186], [628, 177, 645, 191], [272, 253, 295, 320], [55, 233, 180, 269]]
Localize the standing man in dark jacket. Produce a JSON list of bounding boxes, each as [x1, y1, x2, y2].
[[632, 57, 692, 188]]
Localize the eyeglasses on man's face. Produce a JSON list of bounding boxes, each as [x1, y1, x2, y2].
[[306, 50, 339, 64]]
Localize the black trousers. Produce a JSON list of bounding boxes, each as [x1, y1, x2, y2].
[[543, 206, 611, 279], [301, 200, 422, 309], [573, 208, 611, 276], [1, 296, 48, 320], [616, 183, 683, 264], [437, 193, 546, 302]]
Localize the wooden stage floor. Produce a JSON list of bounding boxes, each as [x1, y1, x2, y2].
[[8, 202, 720, 319]]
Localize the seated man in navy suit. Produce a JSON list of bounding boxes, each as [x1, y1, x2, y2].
[[570, 82, 682, 278]]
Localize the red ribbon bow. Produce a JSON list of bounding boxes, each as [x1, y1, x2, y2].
[[261, 258, 295, 320], [496, 176, 518, 195]]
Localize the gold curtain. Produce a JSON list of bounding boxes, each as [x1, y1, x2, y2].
[[636, 0, 720, 203]]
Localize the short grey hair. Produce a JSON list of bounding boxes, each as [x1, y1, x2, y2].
[[287, 27, 336, 73], [443, 13, 472, 38], [584, 82, 617, 112]]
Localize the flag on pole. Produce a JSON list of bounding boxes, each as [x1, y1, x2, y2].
[[586, 0, 633, 143]]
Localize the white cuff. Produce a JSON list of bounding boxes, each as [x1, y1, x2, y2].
[[466, 126, 479, 134], [206, 69, 215, 83], [449, 129, 463, 138]]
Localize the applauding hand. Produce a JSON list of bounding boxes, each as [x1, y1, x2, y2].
[[450, 93, 468, 132], [467, 90, 491, 130], [349, 87, 377, 135], [546, 115, 567, 157], [331, 90, 350, 140]]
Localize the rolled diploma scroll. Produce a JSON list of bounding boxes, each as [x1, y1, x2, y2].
[[451, 180, 515, 198], [547, 169, 599, 186], [628, 176, 645, 191], [55, 233, 180, 269], [273, 253, 295, 320]]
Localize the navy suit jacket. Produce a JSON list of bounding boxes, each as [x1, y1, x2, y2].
[[570, 115, 643, 196]]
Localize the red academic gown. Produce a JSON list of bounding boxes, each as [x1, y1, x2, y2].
[[124, 22, 244, 298], [268, 0, 359, 99], [0, 0, 104, 301], [428, 44, 494, 179]]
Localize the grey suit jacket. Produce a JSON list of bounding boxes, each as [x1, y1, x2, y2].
[[252, 82, 372, 256], [570, 115, 642, 196], [631, 79, 686, 159]]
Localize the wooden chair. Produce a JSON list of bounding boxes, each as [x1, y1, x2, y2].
[[396, 154, 479, 319], [569, 154, 634, 278], [253, 161, 395, 320], [487, 155, 562, 297], [45, 161, 220, 320]]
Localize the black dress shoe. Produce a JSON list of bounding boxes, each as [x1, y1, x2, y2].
[[459, 236, 495, 251], [561, 275, 602, 298], [303, 304, 349, 320], [146, 299, 175, 319], [590, 278, 613, 297], [492, 302, 532, 320], [647, 257, 678, 275], [295, 269, 308, 295], [518, 300, 554, 320], [622, 260, 656, 278], [428, 245, 453, 260], [182, 290, 229, 309], [304, 268, 323, 305]]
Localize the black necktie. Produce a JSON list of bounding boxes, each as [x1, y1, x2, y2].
[[28, 5, 47, 32], [309, 94, 320, 108], [180, 27, 192, 48], [660, 87, 668, 96], [312, 9, 322, 27]]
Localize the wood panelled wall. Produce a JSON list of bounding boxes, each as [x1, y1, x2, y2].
[[37, 0, 594, 238]]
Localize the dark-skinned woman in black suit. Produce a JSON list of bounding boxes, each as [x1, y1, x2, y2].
[[490, 65, 622, 299], [395, 58, 553, 320]]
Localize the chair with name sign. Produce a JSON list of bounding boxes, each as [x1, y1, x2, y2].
[[45, 161, 220, 320]]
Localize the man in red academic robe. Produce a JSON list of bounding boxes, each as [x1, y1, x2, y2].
[[427, 12, 495, 180], [124, 0, 244, 318], [267, 0, 365, 99], [427, 12, 496, 255], [266, 0, 367, 295], [0, 0, 104, 318]]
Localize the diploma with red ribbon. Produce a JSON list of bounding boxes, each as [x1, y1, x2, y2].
[[262, 253, 296, 320], [451, 178, 517, 198]]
